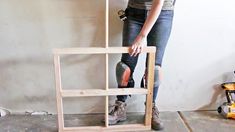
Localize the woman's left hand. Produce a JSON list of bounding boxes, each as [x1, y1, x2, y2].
[[130, 34, 147, 57]]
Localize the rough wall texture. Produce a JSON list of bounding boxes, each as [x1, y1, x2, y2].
[[0, 0, 235, 114]]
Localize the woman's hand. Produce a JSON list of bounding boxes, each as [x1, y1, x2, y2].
[[129, 0, 164, 57], [130, 34, 147, 57]]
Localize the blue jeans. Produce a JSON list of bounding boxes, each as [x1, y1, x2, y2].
[[117, 7, 174, 103]]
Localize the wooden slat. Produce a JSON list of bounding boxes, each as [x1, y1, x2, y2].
[[61, 88, 148, 97], [53, 47, 156, 54], [145, 53, 156, 126], [63, 124, 151, 132], [105, 0, 109, 126], [54, 54, 65, 131], [105, 54, 109, 126], [105, 0, 109, 48], [105, 95, 109, 127]]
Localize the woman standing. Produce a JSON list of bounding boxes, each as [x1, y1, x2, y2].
[[110, 0, 176, 130]]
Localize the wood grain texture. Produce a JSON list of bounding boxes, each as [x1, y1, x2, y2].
[[63, 124, 150, 132], [54, 55, 64, 131], [145, 53, 155, 126], [53, 47, 156, 54], [61, 88, 148, 97]]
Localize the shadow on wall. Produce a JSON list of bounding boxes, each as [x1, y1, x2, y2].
[[195, 53, 235, 111], [197, 84, 225, 110]]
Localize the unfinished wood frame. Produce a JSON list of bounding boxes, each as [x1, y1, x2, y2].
[[53, 0, 155, 131], [53, 47, 156, 131]]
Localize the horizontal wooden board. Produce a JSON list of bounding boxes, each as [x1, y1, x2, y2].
[[63, 124, 151, 132], [53, 47, 156, 54], [61, 88, 148, 97]]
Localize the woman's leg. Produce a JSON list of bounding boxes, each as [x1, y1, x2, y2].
[[147, 10, 174, 103], [108, 7, 145, 125], [117, 11, 144, 102]]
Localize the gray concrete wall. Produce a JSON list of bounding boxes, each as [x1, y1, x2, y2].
[[0, 0, 235, 114]]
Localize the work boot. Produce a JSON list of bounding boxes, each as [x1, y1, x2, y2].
[[152, 105, 164, 130], [108, 100, 127, 125]]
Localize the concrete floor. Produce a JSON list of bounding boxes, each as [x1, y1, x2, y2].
[[0, 111, 235, 132]]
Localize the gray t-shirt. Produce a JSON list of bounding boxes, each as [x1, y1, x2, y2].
[[128, 0, 175, 10]]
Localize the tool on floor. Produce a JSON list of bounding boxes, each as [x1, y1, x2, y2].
[[217, 71, 235, 119]]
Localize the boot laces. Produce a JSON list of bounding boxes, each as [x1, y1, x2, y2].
[[109, 102, 125, 115], [152, 106, 160, 118], [109, 104, 119, 115]]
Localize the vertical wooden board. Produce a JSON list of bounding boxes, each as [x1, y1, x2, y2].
[[145, 53, 155, 126], [54, 55, 65, 131], [105, 0, 109, 48], [105, 0, 109, 127], [105, 96, 109, 127], [105, 53, 109, 127]]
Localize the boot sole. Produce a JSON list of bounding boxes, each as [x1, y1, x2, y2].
[[152, 125, 164, 131], [109, 117, 127, 125]]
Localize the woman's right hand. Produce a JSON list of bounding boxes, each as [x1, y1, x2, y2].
[[130, 34, 147, 57]]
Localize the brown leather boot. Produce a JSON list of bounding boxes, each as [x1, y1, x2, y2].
[[152, 105, 164, 130], [108, 100, 127, 125]]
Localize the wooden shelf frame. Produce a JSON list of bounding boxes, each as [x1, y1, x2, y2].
[[53, 0, 156, 131], [53, 47, 155, 131]]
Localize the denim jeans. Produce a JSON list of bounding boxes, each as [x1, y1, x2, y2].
[[117, 7, 174, 103]]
